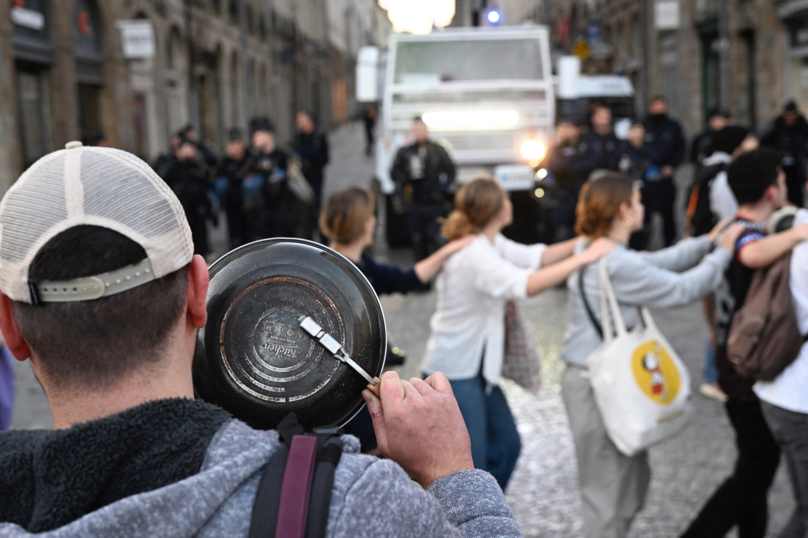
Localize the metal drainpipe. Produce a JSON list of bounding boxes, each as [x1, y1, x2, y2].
[[185, 0, 198, 129], [240, 0, 249, 128], [719, 0, 731, 112], [267, 0, 282, 129]]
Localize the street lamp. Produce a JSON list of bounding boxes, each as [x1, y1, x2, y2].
[[486, 9, 502, 25]]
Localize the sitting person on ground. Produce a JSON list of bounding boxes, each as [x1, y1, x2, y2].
[[422, 175, 615, 492], [682, 148, 808, 538], [0, 143, 522, 538], [564, 172, 744, 538], [319, 186, 473, 452]]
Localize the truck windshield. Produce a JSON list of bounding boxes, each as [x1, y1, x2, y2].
[[394, 38, 544, 84]]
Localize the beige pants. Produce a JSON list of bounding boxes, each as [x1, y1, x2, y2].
[[561, 365, 651, 538]]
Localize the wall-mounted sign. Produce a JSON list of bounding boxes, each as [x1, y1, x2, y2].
[[117, 20, 155, 59], [656, 0, 681, 30], [11, 6, 44, 30]]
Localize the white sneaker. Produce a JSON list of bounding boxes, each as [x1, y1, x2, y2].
[[700, 383, 728, 403]]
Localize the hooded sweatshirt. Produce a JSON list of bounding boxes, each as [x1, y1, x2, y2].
[[0, 399, 520, 538]]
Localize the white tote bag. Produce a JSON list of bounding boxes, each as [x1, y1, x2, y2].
[[585, 259, 692, 456]]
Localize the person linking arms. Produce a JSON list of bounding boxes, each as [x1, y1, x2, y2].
[[422, 175, 614, 491]]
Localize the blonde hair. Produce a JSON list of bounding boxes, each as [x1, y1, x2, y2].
[[319, 187, 374, 244], [575, 173, 635, 239], [442, 175, 505, 241]]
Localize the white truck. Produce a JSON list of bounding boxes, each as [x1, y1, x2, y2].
[[359, 26, 556, 246]]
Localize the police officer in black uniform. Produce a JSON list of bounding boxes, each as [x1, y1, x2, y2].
[[218, 127, 253, 249], [291, 111, 330, 211], [760, 100, 808, 207], [246, 117, 294, 241], [390, 117, 456, 260], [642, 96, 686, 248], [540, 119, 592, 242], [691, 108, 731, 169], [612, 120, 656, 182], [161, 136, 213, 256], [579, 103, 620, 176]]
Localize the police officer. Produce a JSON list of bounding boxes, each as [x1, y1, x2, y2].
[[161, 136, 213, 256], [390, 117, 456, 260], [642, 96, 686, 248], [246, 117, 295, 241], [760, 100, 808, 207], [691, 108, 731, 169], [579, 103, 620, 176], [218, 127, 253, 249], [612, 121, 655, 182], [180, 124, 218, 171], [540, 119, 591, 242], [291, 110, 330, 211]]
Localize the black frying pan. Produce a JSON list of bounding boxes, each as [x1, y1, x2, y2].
[[193, 239, 387, 431]]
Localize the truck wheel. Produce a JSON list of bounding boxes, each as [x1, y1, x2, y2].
[[384, 195, 412, 248]]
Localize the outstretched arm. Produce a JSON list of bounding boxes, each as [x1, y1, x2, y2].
[[540, 237, 581, 266], [526, 238, 614, 297], [738, 223, 808, 269], [413, 236, 475, 283]]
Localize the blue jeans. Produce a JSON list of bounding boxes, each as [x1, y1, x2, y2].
[[704, 339, 718, 384], [447, 370, 521, 490]]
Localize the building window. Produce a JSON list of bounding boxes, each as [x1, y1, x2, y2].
[[246, 5, 254, 35], [210, 0, 222, 13], [228, 0, 239, 24]]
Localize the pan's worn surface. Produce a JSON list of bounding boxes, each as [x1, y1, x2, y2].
[[193, 239, 387, 431]]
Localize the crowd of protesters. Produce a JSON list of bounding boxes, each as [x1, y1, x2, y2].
[[2, 93, 808, 538]]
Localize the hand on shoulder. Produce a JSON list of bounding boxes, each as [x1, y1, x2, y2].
[[581, 237, 616, 264], [718, 222, 746, 252]]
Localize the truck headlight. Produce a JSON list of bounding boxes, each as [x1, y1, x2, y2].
[[520, 140, 546, 161]]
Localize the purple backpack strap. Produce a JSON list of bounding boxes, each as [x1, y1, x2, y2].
[[275, 435, 319, 538]]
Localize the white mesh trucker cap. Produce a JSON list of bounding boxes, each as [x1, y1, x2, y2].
[[0, 142, 194, 304]]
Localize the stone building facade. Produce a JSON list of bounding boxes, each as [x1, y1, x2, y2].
[[0, 0, 391, 193], [540, 0, 792, 138], [451, 0, 801, 139]]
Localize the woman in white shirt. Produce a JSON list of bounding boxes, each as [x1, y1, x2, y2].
[[421, 176, 613, 490]]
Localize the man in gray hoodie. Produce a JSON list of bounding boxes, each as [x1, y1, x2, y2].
[[0, 143, 521, 538]]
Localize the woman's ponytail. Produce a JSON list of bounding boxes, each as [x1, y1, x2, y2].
[[441, 175, 505, 240]]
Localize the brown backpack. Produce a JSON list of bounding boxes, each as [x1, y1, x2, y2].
[[727, 252, 806, 381]]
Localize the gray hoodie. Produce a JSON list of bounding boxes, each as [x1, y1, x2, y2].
[[0, 418, 522, 538]]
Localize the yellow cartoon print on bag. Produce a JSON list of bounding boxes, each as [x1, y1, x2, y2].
[[631, 341, 681, 405]]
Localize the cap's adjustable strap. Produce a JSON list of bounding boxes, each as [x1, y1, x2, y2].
[[32, 258, 156, 303]]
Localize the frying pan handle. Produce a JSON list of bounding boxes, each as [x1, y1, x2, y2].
[[367, 377, 381, 399]]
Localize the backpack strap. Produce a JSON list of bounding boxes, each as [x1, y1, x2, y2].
[[249, 415, 343, 538], [578, 266, 603, 339]]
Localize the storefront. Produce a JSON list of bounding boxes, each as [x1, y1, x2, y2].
[[73, 0, 105, 145], [10, 0, 53, 169]]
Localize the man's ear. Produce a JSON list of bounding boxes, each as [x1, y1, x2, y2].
[[187, 255, 209, 329], [0, 293, 31, 361]]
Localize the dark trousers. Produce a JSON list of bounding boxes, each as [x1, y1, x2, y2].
[[225, 207, 248, 250], [636, 177, 677, 249], [784, 166, 805, 208], [407, 203, 443, 261], [449, 369, 521, 491], [681, 398, 781, 538], [188, 218, 210, 257], [762, 401, 808, 538]]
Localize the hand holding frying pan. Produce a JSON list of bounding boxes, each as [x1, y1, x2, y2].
[[193, 239, 387, 431]]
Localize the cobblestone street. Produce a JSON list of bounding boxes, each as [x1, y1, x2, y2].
[[11, 124, 796, 537]]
